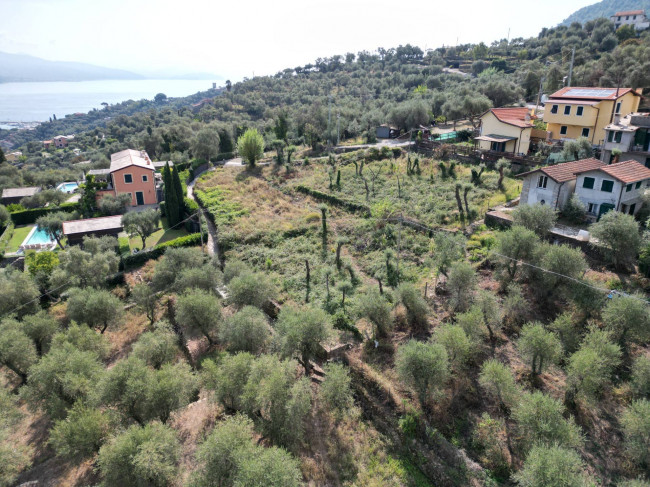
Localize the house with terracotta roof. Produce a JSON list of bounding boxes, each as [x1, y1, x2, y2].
[[611, 10, 649, 31], [601, 113, 650, 166], [543, 87, 642, 145], [572, 159, 650, 218], [518, 158, 605, 209], [92, 149, 158, 207], [475, 108, 547, 155], [518, 158, 650, 219]]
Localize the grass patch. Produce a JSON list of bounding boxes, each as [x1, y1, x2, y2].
[[6, 225, 34, 253], [127, 217, 187, 251]]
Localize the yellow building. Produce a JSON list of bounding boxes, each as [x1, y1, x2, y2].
[[475, 108, 546, 155], [543, 87, 642, 146]]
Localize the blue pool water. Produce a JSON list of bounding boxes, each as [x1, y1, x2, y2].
[[24, 227, 54, 246], [57, 182, 79, 193]]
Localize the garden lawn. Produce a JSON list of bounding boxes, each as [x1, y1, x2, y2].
[[6, 225, 34, 253], [127, 217, 187, 251]]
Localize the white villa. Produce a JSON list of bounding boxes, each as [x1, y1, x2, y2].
[[518, 158, 650, 219]]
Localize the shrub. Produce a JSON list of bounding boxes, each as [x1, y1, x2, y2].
[[590, 211, 641, 270], [397, 283, 429, 330], [602, 295, 650, 348], [433, 324, 473, 370], [49, 403, 113, 461], [479, 359, 520, 409], [447, 261, 477, 312], [121, 232, 204, 268], [66, 287, 123, 334], [294, 185, 371, 215], [203, 352, 254, 411], [9, 202, 79, 225], [176, 289, 222, 345], [356, 288, 392, 338], [131, 328, 178, 369], [631, 355, 650, 399], [562, 194, 586, 223]]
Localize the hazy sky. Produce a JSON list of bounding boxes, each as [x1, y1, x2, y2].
[[1, 0, 597, 80]]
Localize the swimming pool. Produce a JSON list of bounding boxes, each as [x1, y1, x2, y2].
[[57, 181, 79, 193], [20, 226, 55, 250]]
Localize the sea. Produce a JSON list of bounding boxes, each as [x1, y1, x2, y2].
[[0, 79, 216, 129]]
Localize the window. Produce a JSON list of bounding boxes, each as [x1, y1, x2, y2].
[[551, 105, 558, 114], [564, 105, 571, 115], [124, 174, 133, 184], [618, 16, 621, 20], [626, 183, 633, 192], [537, 175, 548, 188], [142, 175, 148, 182], [630, 203, 636, 214], [616, 102, 622, 114], [576, 106, 584, 116], [560, 126, 568, 135], [582, 177, 595, 189], [614, 131, 622, 143], [608, 131, 614, 142], [588, 203, 596, 213], [626, 16, 630, 20], [601, 180, 614, 192], [636, 181, 642, 189], [634, 15, 637, 19], [581, 128, 590, 138]]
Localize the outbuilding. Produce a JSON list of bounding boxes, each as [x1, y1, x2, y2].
[[62, 215, 124, 246]]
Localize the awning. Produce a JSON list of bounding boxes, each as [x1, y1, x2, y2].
[[475, 134, 517, 143]]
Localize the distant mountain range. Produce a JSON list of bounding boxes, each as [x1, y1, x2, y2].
[[0, 52, 219, 83], [561, 0, 650, 26]]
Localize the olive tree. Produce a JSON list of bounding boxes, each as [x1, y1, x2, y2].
[[97, 422, 180, 487], [237, 128, 265, 167], [0, 318, 38, 384], [356, 288, 393, 338], [395, 340, 449, 407], [512, 391, 582, 450], [493, 226, 539, 283], [275, 305, 332, 373], [513, 444, 591, 487], [517, 322, 562, 376], [176, 289, 222, 345], [590, 210, 641, 270], [191, 127, 220, 162], [447, 261, 477, 312], [132, 283, 158, 326], [202, 352, 254, 412], [36, 211, 75, 249], [66, 287, 123, 334], [49, 403, 114, 461], [51, 245, 119, 289], [219, 305, 270, 354], [228, 271, 277, 309], [433, 324, 473, 371], [631, 354, 650, 399], [511, 204, 557, 237], [151, 247, 205, 291], [131, 327, 178, 369], [122, 209, 160, 250], [319, 363, 354, 419], [602, 294, 650, 349], [0, 269, 40, 318], [397, 283, 429, 330], [621, 399, 650, 468], [479, 359, 520, 410]]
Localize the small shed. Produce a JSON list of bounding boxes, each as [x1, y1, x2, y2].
[[62, 215, 124, 246], [1, 187, 41, 205], [376, 124, 399, 139]]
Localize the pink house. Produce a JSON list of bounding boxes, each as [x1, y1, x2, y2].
[[91, 149, 158, 206]]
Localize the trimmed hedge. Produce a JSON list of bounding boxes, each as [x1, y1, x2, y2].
[[10, 202, 80, 225], [121, 232, 205, 268], [295, 185, 370, 216]]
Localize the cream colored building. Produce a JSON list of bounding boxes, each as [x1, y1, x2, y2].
[[475, 108, 542, 155], [543, 87, 642, 146]]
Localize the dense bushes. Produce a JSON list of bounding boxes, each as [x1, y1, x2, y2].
[[121, 232, 204, 268], [10, 202, 79, 225], [295, 185, 371, 216]]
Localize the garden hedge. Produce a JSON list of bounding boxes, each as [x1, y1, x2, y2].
[[10, 202, 80, 225]]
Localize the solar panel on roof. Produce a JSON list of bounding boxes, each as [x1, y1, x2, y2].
[[564, 88, 617, 97]]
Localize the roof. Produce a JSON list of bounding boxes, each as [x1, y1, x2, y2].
[[547, 99, 600, 106], [62, 215, 124, 236], [517, 158, 605, 183], [1, 187, 41, 198], [580, 160, 650, 184], [475, 134, 518, 143], [87, 168, 111, 176], [614, 10, 644, 16], [110, 149, 154, 172], [549, 87, 639, 101], [487, 108, 534, 128]]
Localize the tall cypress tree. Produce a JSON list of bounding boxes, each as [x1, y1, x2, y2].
[[171, 167, 185, 216], [163, 163, 179, 226]]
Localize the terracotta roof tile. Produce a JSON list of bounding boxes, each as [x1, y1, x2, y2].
[[110, 149, 154, 172], [489, 108, 534, 128], [614, 10, 644, 16], [596, 160, 650, 184], [517, 158, 605, 183]]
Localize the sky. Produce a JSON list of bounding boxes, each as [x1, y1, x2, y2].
[[1, 0, 598, 81]]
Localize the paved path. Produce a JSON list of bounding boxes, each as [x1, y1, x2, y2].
[[187, 169, 218, 256]]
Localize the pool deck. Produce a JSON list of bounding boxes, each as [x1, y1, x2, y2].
[[14, 226, 56, 255]]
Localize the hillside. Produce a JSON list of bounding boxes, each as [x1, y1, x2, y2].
[[0, 51, 144, 83], [561, 0, 650, 25]]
